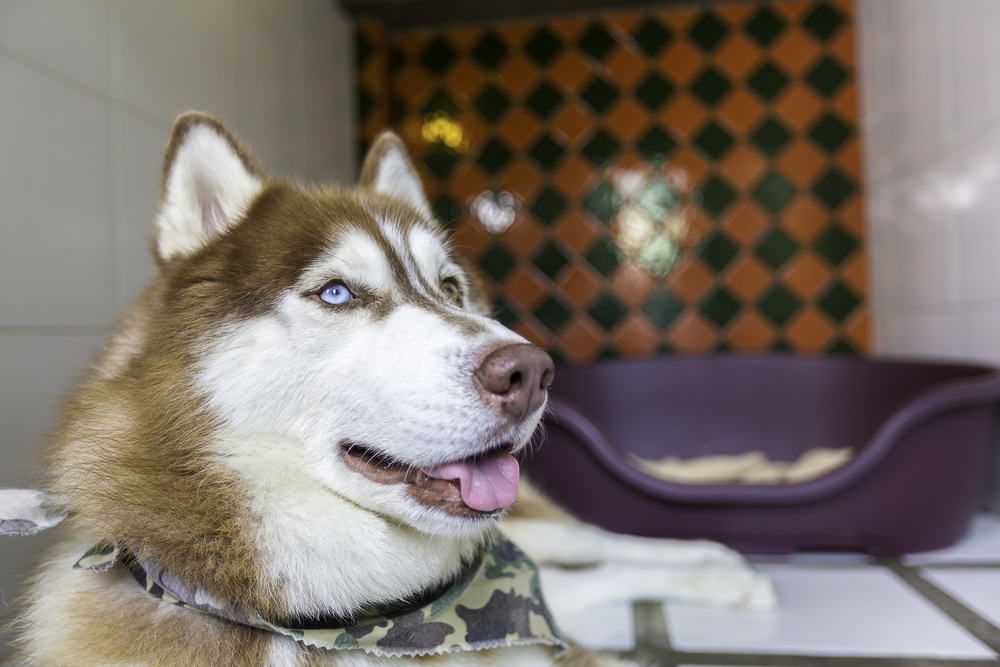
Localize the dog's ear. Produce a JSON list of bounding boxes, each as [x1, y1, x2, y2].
[[358, 132, 433, 219], [155, 113, 263, 262]]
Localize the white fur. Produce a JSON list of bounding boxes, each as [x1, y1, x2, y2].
[[370, 148, 433, 220], [156, 125, 262, 260], [299, 228, 396, 296]]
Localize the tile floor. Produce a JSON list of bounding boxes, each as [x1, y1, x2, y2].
[[561, 513, 1000, 666]]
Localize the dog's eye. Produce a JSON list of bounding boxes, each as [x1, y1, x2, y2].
[[441, 278, 462, 304], [318, 282, 353, 305]]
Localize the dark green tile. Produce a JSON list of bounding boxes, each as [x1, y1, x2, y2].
[[694, 121, 735, 160], [643, 289, 684, 328], [532, 242, 571, 280], [584, 182, 623, 225], [422, 90, 459, 117], [598, 346, 620, 361], [588, 292, 629, 332], [748, 61, 790, 102], [756, 228, 799, 269], [355, 32, 375, 69], [474, 85, 510, 123], [814, 224, 858, 266], [479, 244, 517, 282], [525, 27, 562, 66], [818, 281, 860, 322], [476, 138, 513, 175], [534, 295, 573, 333], [828, 337, 859, 355], [581, 129, 620, 167], [657, 342, 676, 356], [802, 3, 846, 42], [809, 112, 852, 153], [750, 117, 792, 157], [530, 186, 568, 225], [637, 126, 678, 162], [580, 76, 619, 114], [586, 237, 621, 276], [525, 81, 564, 120], [632, 17, 672, 57], [698, 175, 737, 217], [529, 134, 566, 171], [493, 298, 519, 327], [745, 7, 786, 47], [806, 56, 849, 97], [579, 23, 617, 61], [358, 86, 376, 122], [753, 172, 796, 214], [758, 284, 802, 325], [701, 287, 741, 327], [812, 168, 855, 209], [715, 340, 732, 352], [690, 67, 732, 106], [548, 348, 569, 367], [772, 338, 792, 352], [699, 231, 739, 272], [471, 33, 508, 70], [634, 71, 675, 111], [689, 12, 729, 53], [431, 193, 462, 227], [424, 144, 459, 179], [421, 37, 456, 75]]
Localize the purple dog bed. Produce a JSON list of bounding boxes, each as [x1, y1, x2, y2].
[[519, 355, 1000, 556]]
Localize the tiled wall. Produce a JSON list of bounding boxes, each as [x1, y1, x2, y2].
[[357, 0, 869, 364], [859, 0, 1000, 365]]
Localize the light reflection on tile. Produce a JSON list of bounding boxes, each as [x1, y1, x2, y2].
[[558, 600, 634, 651]]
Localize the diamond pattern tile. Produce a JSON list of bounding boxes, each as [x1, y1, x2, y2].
[[357, 0, 867, 361]]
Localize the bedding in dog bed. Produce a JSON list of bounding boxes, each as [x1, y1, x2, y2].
[[519, 355, 1000, 556]]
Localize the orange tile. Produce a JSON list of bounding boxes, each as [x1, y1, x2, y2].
[[360, 59, 388, 94], [780, 196, 827, 242], [659, 40, 704, 86], [496, 23, 533, 46], [839, 194, 865, 236], [717, 89, 765, 135], [611, 261, 657, 306], [829, 25, 857, 66], [667, 256, 714, 304], [614, 314, 660, 356], [777, 140, 827, 188], [395, 33, 428, 59], [557, 315, 605, 364], [774, 84, 824, 132], [555, 210, 601, 253], [724, 255, 772, 302], [614, 150, 648, 171], [728, 310, 776, 350], [512, 319, 550, 349], [455, 109, 488, 149], [831, 0, 854, 14], [549, 16, 589, 42], [668, 148, 710, 188], [662, 8, 699, 33], [605, 46, 647, 89], [845, 306, 872, 353], [500, 159, 543, 201], [841, 249, 868, 295], [503, 266, 548, 310], [668, 310, 716, 352], [773, 0, 812, 20], [785, 307, 835, 352], [836, 137, 862, 178], [553, 155, 597, 200], [716, 4, 756, 25], [772, 29, 822, 76], [784, 252, 832, 299], [606, 12, 644, 34], [450, 217, 493, 257], [497, 107, 543, 151], [445, 60, 486, 101], [501, 215, 545, 256], [358, 21, 385, 43], [361, 114, 389, 144], [497, 53, 539, 97], [446, 26, 484, 52], [393, 62, 434, 106], [552, 103, 594, 145], [833, 82, 860, 122], [721, 200, 769, 245], [720, 145, 768, 191], [679, 205, 713, 248], [557, 263, 603, 307], [549, 50, 596, 94], [715, 34, 762, 80], [605, 98, 650, 143], [447, 164, 490, 203]]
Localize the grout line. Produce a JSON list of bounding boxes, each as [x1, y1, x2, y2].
[[629, 600, 678, 666]]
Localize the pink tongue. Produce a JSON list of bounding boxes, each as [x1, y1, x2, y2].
[[420, 450, 520, 512]]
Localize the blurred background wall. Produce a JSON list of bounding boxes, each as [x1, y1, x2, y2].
[[0, 0, 354, 642]]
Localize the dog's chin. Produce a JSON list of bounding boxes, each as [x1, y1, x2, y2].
[[339, 441, 516, 520]]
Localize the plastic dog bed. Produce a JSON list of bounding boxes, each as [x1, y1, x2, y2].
[[520, 355, 1000, 556]]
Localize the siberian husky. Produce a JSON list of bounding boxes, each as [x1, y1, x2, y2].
[[6, 113, 772, 666]]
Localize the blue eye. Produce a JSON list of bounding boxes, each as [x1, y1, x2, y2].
[[319, 282, 353, 305]]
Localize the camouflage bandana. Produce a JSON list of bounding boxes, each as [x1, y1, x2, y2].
[[73, 536, 568, 658]]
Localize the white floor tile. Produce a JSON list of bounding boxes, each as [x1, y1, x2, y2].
[[922, 568, 1000, 629], [903, 514, 1000, 565], [558, 601, 634, 651], [665, 565, 994, 658]]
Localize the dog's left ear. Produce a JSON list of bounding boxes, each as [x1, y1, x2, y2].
[[358, 133, 433, 220]]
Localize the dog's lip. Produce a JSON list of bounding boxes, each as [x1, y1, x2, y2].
[[339, 440, 515, 518]]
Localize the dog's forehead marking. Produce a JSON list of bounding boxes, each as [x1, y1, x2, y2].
[[407, 225, 455, 284], [304, 227, 394, 293]]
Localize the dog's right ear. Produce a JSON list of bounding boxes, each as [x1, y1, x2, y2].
[[155, 113, 263, 262]]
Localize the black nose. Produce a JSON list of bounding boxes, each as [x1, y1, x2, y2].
[[475, 344, 555, 422]]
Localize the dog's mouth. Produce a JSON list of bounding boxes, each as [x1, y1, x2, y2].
[[340, 441, 519, 518]]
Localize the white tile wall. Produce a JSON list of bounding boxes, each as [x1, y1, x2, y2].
[[0, 0, 355, 630], [860, 0, 1000, 366]]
